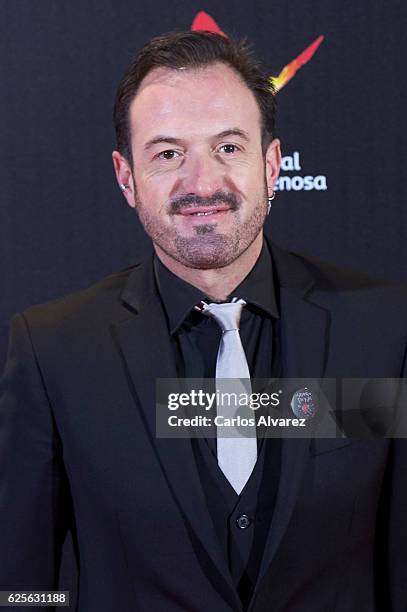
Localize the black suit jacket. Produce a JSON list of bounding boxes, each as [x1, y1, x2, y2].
[[1, 241, 407, 611]]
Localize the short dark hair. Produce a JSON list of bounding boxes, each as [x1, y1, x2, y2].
[[113, 30, 277, 166]]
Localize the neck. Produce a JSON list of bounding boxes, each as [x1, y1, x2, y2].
[[154, 233, 264, 301]]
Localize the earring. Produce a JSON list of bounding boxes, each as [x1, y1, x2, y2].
[[267, 192, 276, 215], [120, 184, 129, 191]]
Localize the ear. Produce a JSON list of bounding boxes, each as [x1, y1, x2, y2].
[[112, 150, 137, 208], [265, 138, 281, 196]]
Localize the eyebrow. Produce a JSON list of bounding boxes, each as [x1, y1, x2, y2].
[[143, 128, 250, 150]]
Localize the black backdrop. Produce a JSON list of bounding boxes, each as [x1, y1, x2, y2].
[[0, 0, 406, 599], [1, 1, 406, 370]]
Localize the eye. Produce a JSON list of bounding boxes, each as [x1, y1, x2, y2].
[[157, 150, 180, 161], [218, 144, 240, 155]]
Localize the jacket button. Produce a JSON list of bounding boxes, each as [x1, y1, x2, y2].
[[236, 514, 252, 529]]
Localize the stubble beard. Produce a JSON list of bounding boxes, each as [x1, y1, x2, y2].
[[133, 183, 268, 270]]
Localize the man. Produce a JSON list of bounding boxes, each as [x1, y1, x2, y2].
[[1, 31, 406, 612]]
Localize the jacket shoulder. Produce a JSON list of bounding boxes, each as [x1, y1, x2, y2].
[[20, 263, 143, 333], [294, 251, 406, 293]]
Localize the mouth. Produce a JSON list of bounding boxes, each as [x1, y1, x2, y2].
[[177, 206, 232, 217]]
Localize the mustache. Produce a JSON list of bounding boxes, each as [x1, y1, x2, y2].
[[169, 191, 240, 214]]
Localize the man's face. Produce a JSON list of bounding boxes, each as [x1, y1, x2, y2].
[[113, 62, 281, 269]]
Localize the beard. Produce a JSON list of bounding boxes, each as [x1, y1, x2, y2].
[[133, 177, 268, 270]]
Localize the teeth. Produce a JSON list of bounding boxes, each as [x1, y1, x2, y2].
[[191, 211, 217, 216]]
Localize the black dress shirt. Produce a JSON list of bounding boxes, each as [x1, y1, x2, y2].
[[154, 240, 280, 373], [154, 240, 282, 609]]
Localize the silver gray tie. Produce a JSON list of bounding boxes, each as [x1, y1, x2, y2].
[[201, 299, 257, 494]]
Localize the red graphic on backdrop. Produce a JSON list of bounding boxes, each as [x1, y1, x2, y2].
[[191, 11, 324, 93], [191, 11, 226, 36], [272, 35, 324, 92]]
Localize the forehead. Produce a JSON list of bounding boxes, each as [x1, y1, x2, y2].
[[128, 62, 262, 146]]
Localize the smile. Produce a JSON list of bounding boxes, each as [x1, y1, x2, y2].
[[190, 210, 219, 216], [178, 206, 232, 217]]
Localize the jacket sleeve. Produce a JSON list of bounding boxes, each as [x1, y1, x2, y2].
[[376, 346, 407, 611], [0, 313, 71, 595], [387, 348, 407, 610], [386, 438, 407, 611]]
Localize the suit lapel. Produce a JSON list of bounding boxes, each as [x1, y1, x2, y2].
[[254, 242, 331, 593], [279, 286, 329, 379], [269, 240, 332, 382], [112, 258, 241, 609]]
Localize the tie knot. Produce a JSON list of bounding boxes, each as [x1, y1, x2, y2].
[[200, 299, 246, 332]]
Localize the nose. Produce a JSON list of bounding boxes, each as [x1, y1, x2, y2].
[[178, 153, 226, 198]]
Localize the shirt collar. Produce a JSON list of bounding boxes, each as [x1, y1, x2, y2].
[[154, 239, 279, 335]]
